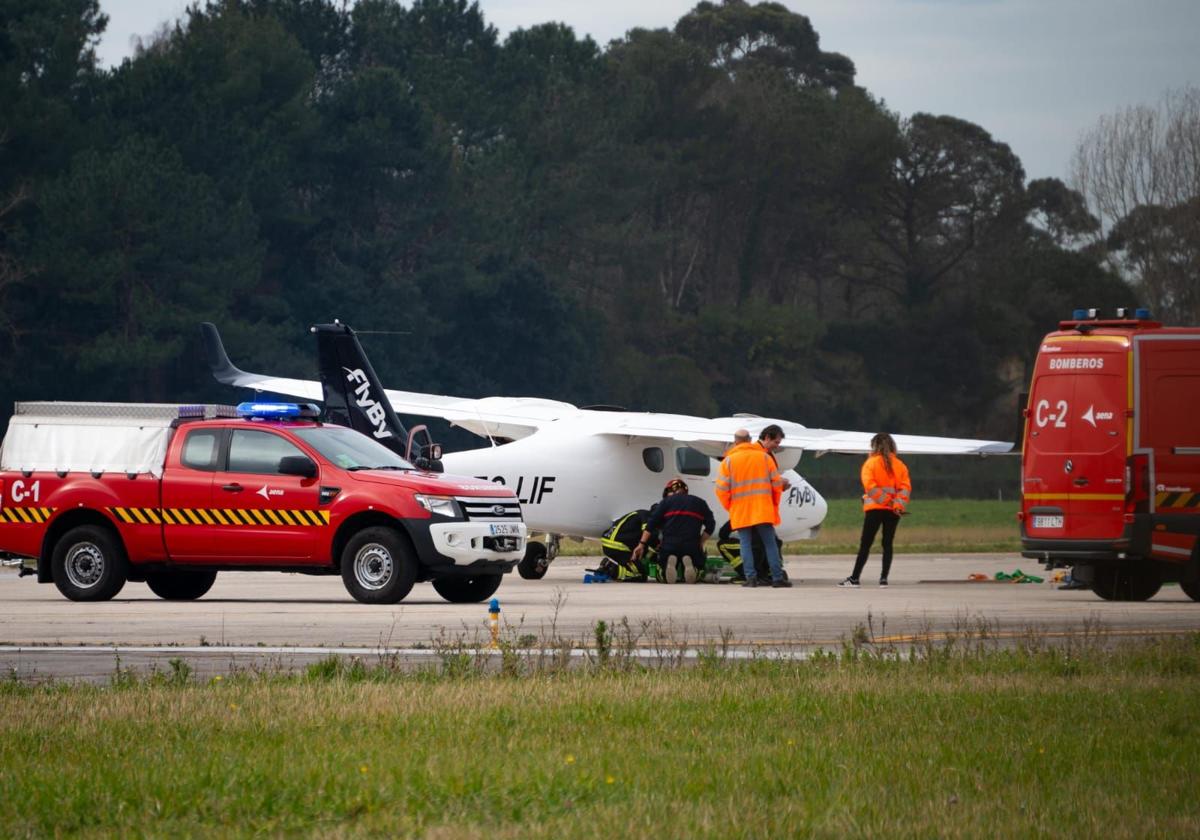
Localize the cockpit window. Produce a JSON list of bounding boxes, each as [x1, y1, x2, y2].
[[675, 446, 711, 477]]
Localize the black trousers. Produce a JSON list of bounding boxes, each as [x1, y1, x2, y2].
[[850, 509, 900, 581]]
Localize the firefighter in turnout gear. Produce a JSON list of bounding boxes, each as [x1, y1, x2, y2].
[[598, 508, 658, 581], [632, 478, 715, 584]]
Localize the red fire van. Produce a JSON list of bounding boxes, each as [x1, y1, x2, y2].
[[1020, 308, 1200, 601]]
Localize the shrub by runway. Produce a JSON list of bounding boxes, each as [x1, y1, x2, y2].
[[1, 635, 1197, 837]]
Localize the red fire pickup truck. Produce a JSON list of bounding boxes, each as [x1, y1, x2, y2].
[[0, 401, 526, 604]]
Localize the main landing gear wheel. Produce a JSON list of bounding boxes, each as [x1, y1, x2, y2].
[[341, 527, 418, 604], [51, 525, 129, 602], [145, 569, 218, 601], [431, 574, 503, 603], [518, 542, 549, 580], [1092, 565, 1161, 602]]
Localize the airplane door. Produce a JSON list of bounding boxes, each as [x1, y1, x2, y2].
[[209, 429, 321, 562]]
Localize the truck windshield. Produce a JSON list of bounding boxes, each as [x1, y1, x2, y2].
[[292, 426, 415, 471]]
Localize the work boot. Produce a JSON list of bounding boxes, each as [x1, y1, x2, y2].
[[683, 562, 699, 584], [771, 578, 793, 588], [745, 577, 760, 588], [664, 555, 678, 584], [879, 579, 889, 587]]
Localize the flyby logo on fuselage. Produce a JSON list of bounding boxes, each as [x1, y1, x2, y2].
[[786, 485, 816, 507], [477, 475, 556, 504], [343, 367, 392, 439]]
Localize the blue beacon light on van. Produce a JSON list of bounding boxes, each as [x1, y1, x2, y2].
[[236, 402, 319, 419]]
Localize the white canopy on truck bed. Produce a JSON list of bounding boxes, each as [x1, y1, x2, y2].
[[0, 402, 233, 477]]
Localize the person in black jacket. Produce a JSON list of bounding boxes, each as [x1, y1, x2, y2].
[[632, 478, 715, 584]]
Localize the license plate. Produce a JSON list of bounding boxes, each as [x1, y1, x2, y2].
[[1032, 515, 1064, 529], [489, 523, 520, 536]]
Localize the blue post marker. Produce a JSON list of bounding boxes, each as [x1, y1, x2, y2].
[[488, 598, 501, 648]]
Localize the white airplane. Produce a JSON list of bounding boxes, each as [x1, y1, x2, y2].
[[202, 322, 1012, 578]]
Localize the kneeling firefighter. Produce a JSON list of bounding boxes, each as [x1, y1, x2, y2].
[[632, 478, 715, 584], [598, 508, 659, 581]]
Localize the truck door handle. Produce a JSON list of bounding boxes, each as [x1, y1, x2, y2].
[[221, 483, 244, 493], [1073, 478, 1089, 487]]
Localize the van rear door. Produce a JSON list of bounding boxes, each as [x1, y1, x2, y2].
[[1064, 340, 1128, 540], [1023, 345, 1076, 539]]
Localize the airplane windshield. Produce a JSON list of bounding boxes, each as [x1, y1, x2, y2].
[[292, 425, 415, 471]]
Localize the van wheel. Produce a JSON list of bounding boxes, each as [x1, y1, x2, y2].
[[518, 542, 549, 580], [51, 525, 129, 602], [341, 527, 418, 604], [1180, 580, 1200, 602], [432, 574, 503, 603], [1092, 565, 1161, 601], [146, 569, 217, 601]]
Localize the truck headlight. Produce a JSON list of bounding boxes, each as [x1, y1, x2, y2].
[[414, 494, 458, 517]]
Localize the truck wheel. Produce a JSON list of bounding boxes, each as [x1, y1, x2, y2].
[[1092, 565, 1161, 601], [1180, 580, 1200, 602], [431, 574, 503, 603], [145, 569, 217, 601], [517, 542, 549, 580], [51, 525, 129, 602], [341, 527, 417, 604]]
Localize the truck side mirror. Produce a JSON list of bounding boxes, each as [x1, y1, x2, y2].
[[278, 455, 318, 479]]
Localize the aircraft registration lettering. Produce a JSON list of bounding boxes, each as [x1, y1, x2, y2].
[[477, 475, 556, 504]]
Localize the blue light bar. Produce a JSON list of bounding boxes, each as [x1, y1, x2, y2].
[[1135, 308, 1151, 319], [237, 401, 303, 419], [1071, 309, 1087, 320]]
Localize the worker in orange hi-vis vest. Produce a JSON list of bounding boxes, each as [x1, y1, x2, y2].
[[716, 425, 792, 588], [839, 433, 911, 588]]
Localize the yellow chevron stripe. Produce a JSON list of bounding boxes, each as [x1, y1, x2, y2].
[[262, 509, 282, 526], [131, 508, 150, 525], [276, 509, 295, 526], [250, 509, 269, 525], [184, 509, 203, 525], [195, 508, 215, 525], [209, 508, 228, 525]]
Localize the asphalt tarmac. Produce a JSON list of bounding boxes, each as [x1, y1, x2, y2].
[[3, 553, 1199, 681]]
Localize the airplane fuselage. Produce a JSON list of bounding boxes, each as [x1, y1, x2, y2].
[[441, 421, 828, 541]]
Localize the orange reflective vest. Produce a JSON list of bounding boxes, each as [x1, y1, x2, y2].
[[715, 442, 784, 529], [861, 453, 911, 512]]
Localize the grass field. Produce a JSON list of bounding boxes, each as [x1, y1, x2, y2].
[[2, 634, 1197, 837], [797, 497, 1020, 554], [559, 498, 1021, 556]]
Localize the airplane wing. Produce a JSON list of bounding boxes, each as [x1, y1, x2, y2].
[[202, 323, 1013, 454], [600, 415, 1013, 458], [201, 323, 572, 440]]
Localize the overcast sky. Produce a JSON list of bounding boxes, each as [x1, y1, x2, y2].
[[95, 0, 1200, 182]]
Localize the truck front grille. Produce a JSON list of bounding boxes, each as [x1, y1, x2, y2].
[[458, 498, 523, 522]]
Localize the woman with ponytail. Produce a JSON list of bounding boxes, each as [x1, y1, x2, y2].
[[839, 433, 911, 587]]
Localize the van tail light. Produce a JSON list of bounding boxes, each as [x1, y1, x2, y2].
[[1125, 454, 1149, 513]]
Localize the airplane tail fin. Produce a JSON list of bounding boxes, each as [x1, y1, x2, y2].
[[200, 322, 273, 390], [312, 322, 411, 458]]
